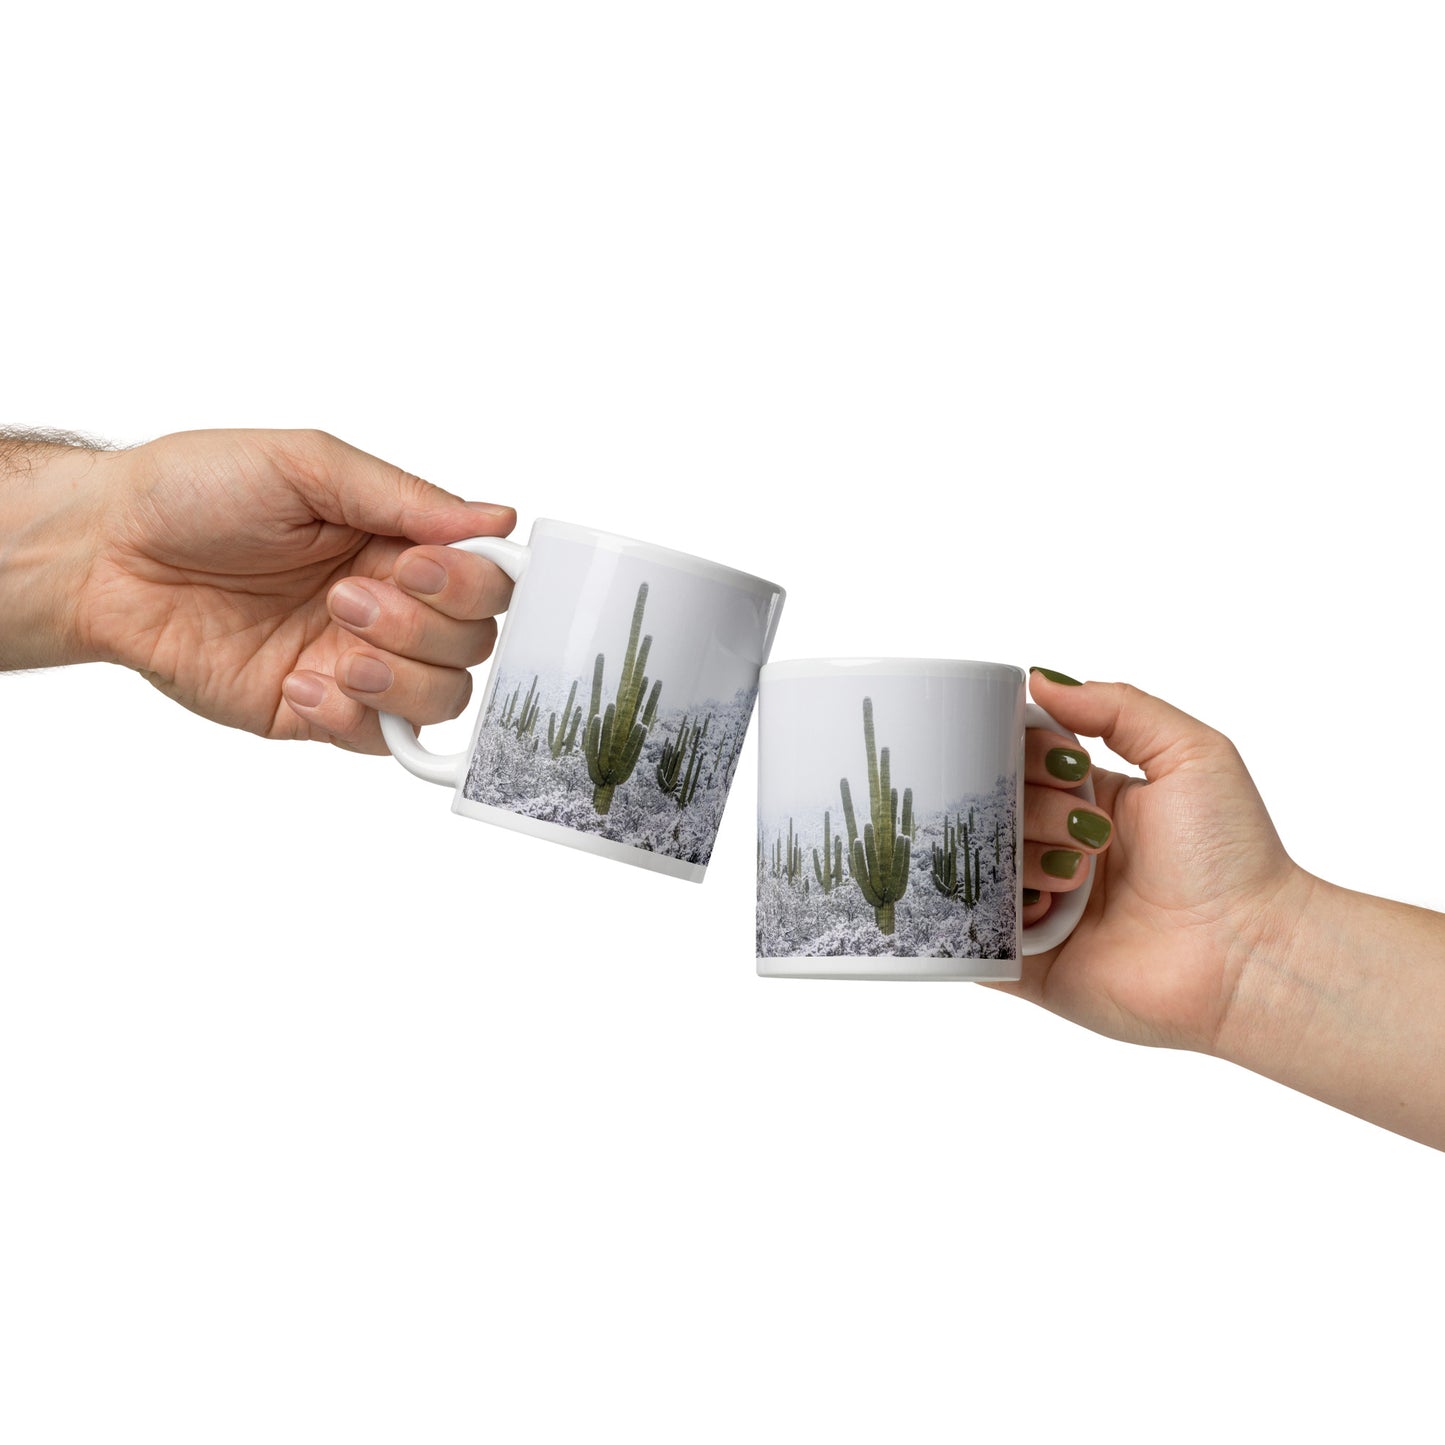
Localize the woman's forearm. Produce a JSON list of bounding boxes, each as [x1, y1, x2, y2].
[[1216, 873, 1445, 1150], [0, 437, 105, 670]]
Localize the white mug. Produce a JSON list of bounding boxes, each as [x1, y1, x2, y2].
[[382, 519, 785, 881], [755, 659, 1095, 979]]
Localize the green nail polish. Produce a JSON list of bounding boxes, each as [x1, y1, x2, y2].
[[1045, 746, 1090, 781], [1067, 809, 1111, 849], [1022, 888, 1041, 905], [1031, 667, 1082, 686], [1041, 848, 1083, 879]]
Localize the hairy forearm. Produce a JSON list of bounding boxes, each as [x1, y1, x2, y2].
[[0, 432, 108, 669], [1217, 874, 1445, 1150]]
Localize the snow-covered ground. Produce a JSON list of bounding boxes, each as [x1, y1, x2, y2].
[[756, 777, 1018, 958], [464, 670, 756, 866]]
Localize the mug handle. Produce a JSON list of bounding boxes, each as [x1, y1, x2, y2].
[[1020, 702, 1097, 957], [378, 535, 533, 788]]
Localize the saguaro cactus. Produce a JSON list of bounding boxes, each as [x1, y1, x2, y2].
[[498, 685, 519, 729], [656, 714, 694, 794], [583, 583, 662, 813], [678, 724, 706, 807], [839, 697, 913, 935], [812, 811, 844, 894], [548, 679, 582, 758], [512, 675, 541, 740], [658, 712, 709, 807], [784, 819, 803, 885], [931, 818, 961, 898]]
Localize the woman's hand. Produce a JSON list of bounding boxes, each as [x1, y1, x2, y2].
[[1011, 671, 1310, 1055]]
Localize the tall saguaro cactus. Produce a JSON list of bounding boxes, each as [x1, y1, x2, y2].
[[548, 679, 582, 758], [839, 697, 913, 935], [812, 810, 844, 894], [583, 583, 662, 814]]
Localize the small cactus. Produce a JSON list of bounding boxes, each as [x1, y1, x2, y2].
[[656, 714, 694, 793], [784, 818, 803, 885], [812, 811, 844, 894], [677, 723, 706, 807], [498, 684, 519, 729], [511, 675, 541, 740], [931, 818, 961, 898], [547, 679, 582, 758]]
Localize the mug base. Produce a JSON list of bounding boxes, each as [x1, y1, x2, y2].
[[453, 797, 707, 882], [756, 956, 1022, 983]]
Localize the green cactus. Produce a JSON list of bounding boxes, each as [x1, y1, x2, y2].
[[783, 818, 803, 885], [678, 723, 706, 807], [931, 818, 961, 898], [962, 827, 974, 907], [511, 675, 541, 740], [839, 698, 913, 935], [974, 846, 983, 902], [498, 684, 519, 729], [656, 714, 694, 794], [582, 583, 662, 814], [547, 679, 582, 758], [812, 811, 844, 894]]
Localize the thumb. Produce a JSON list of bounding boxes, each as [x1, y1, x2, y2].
[[1028, 669, 1228, 781], [283, 429, 516, 544]]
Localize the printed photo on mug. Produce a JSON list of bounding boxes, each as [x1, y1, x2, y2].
[[381, 520, 785, 882], [756, 659, 1093, 979]]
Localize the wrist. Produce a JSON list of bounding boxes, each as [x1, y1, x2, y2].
[[0, 440, 110, 669], [1209, 865, 1339, 1069]]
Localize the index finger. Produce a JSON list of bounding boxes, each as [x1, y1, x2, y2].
[[392, 544, 516, 621]]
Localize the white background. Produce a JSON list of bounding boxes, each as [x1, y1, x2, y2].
[[3, 3, 1442, 1441]]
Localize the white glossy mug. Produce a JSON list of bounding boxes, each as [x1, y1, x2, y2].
[[381, 519, 785, 881], [755, 659, 1095, 979]]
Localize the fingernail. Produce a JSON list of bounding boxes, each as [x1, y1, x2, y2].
[[1031, 667, 1082, 686], [1041, 848, 1083, 879], [330, 581, 380, 628], [1067, 809, 1112, 849], [1045, 746, 1090, 781], [283, 672, 325, 708], [344, 656, 393, 693], [1022, 888, 1041, 905], [465, 501, 514, 516], [395, 556, 448, 595]]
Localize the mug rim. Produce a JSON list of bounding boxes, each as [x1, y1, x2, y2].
[[761, 657, 1025, 682], [532, 518, 784, 598]]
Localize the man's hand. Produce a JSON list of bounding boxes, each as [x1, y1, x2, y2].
[[2, 428, 515, 752]]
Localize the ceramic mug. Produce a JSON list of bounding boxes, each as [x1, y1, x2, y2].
[[381, 519, 785, 881], [755, 659, 1095, 979]]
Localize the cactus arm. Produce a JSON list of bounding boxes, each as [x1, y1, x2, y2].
[[851, 838, 882, 905], [840, 778, 861, 855], [893, 833, 911, 897], [589, 654, 604, 720]]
